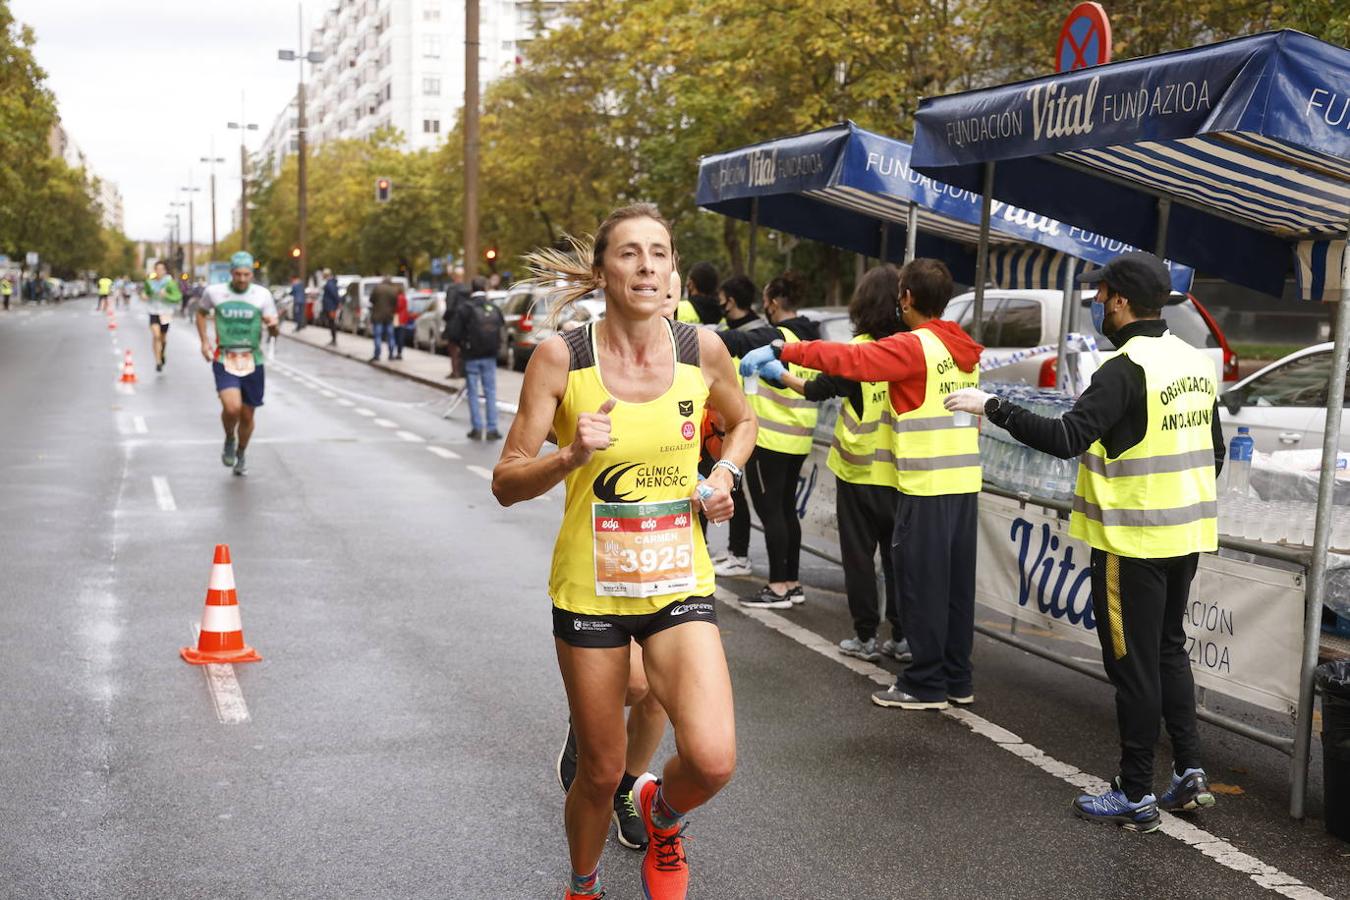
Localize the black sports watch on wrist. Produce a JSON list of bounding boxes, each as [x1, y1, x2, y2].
[[769, 339, 785, 358], [984, 395, 1001, 417]]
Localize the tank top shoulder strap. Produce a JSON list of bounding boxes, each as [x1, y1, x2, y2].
[[670, 319, 700, 367], [561, 323, 596, 371]]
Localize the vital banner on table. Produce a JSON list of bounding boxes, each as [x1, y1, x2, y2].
[[975, 492, 1302, 714]]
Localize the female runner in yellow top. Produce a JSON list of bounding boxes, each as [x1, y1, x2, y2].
[[493, 204, 755, 900]]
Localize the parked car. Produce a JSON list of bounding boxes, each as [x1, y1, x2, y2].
[[339, 276, 410, 335], [1220, 343, 1347, 454], [499, 288, 606, 370], [941, 289, 1237, 394]]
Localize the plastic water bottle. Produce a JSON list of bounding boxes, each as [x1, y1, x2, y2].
[[1225, 427, 1254, 498], [743, 371, 759, 395]]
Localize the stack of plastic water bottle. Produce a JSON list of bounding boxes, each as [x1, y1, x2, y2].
[[978, 384, 1078, 502], [1216, 427, 1343, 549]]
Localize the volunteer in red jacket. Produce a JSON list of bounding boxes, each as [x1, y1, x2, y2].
[[740, 259, 983, 710]]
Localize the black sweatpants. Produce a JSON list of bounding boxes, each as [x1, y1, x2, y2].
[[727, 483, 751, 558], [746, 447, 806, 583], [893, 491, 977, 702], [837, 478, 901, 642], [1089, 549, 1203, 801]]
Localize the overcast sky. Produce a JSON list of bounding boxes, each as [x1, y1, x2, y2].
[[13, 0, 318, 242]]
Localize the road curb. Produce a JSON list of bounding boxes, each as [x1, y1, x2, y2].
[[279, 331, 462, 395]]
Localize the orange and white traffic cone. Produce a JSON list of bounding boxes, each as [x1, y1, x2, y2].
[[106, 313, 117, 331], [181, 544, 262, 665], [120, 349, 137, 384]]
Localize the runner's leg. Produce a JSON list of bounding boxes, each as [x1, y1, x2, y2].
[[625, 641, 666, 776], [219, 388, 242, 439], [640, 621, 735, 814], [236, 403, 257, 455], [556, 640, 630, 879]]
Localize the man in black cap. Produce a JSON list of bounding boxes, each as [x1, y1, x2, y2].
[[945, 250, 1225, 833]]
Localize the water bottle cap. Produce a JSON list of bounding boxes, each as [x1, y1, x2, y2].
[[1237, 426, 1249, 434]]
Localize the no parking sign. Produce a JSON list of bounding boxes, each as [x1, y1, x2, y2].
[[1056, 2, 1112, 72]]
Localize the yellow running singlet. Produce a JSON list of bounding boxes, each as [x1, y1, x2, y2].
[[549, 320, 715, 615]]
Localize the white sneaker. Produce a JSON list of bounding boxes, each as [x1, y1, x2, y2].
[[714, 555, 752, 577], [839, 636, 880, 661]]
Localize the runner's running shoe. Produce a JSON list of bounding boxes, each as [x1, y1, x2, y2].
[[221, 435, 237, 467], [712, 555, 751, 577], [1072, 779, 1161, 833], [1158, 768, 1216, 813], [232, 453, 248, 477], [557, 721, 578, 793], [739, 585, 791, 610], [838, 636, 881, 662], [881, 638, 913, 663], [870, 685, 948, 710], [634, 774, 688, 900], [787, 585, 805, 605], [613, 784, 649, 850], [563, 889, 604, 899]]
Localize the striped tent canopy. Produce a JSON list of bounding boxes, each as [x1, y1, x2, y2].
[[695, 121, 1194, 291], [990, 247, 1081, 290], [910, 30, 1350, 301]]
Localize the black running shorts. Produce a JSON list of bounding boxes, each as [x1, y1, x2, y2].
[[553, 596, 719, 648], [149, 314, 171, 333]]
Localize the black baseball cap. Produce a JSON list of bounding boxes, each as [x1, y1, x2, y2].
[[1079, 251, 1171, 308]]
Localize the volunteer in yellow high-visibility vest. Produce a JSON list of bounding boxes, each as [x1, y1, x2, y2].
[[768, 265, 909, 664], [1, 274, 13, 311], [718, 270, 821, 609], [946, 251, 1225, 833], [741, 259, 983, 705]]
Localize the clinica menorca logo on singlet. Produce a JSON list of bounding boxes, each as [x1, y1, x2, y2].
[[592, 461, 693, 504]]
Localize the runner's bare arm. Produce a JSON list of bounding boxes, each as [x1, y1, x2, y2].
[[696, 330, 756, 522], [196, 308, 213, 362], [492, 336, 583, 506]]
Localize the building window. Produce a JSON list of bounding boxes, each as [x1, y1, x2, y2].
[[422, 76, 441, 96], [423, 119, 440, 134], [423, 4, 440, 20], [423, 34, 441, 57]]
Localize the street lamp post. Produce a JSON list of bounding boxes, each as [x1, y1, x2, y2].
[[228, 102, 260, 251], [464, 0, 480, 277], [200, 146, 226, 261], [169, 202, 188, 273], [279, 3, 325, 288], [180, 185, 201, 279]]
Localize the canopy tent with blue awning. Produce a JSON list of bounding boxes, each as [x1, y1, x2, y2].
[[909, 29, 1349, 301], [695, 121, 1194, 292], [908, 28, 1350, 820]]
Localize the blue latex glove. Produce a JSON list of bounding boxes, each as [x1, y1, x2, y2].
[[738, 344, 778, 378], [758, 358, 787, 385]]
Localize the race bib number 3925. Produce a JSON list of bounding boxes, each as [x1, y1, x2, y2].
[[593, 499, 697, 598]]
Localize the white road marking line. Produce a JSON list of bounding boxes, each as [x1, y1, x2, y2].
[[372, 417, 398, 428], [426, 446, 461, 460], [190, 625, 251, 725], [112, 346, 123, 356], [133, 416, 147, 434], [466, 465, 493, 481], [709, 586, 1333, 900], [151, 476, 177, 511], [336, 397, 355, 407], [395, 430, 425, 442], [319, 389, 336, 398], [354, 407, 376, 416], [116, 383, 135, 396]]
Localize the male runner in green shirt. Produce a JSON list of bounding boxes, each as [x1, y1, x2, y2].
[[196, 252, 278, 476]]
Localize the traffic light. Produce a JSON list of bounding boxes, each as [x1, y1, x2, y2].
[[290, 246, 301, 259], [484, 246, 498, 272], [375, 178, 392, 203]]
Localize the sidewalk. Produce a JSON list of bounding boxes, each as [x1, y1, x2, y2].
[[280, 323, 525, 412]]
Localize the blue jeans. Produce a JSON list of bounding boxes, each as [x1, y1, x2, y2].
[[464, 357, 498, 432], [371, 322, 396, 359]]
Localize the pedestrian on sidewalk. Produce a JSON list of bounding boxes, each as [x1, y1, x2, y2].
[[290, 276, 306, 331], [369, 276, 399, 362], [450, 277, 505, 440], [946, 251, 1223, 831], [1, 274, 12, 311], [443, 266, 469, 378], [321, 269, 341, 345], [393, 285, 409, 360], [741, 258, 984, 708]]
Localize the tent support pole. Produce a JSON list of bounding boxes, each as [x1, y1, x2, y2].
[[972, 162, 995, 343], [905, 202, 919, 263], [1155, 198, 1172, 257], [1054, 257, 1078, 390], [748, 198, 759, 281], [1290, 243, 1350, 818], [879, 222, 889, 264]]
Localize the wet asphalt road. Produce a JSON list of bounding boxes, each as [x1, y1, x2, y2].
[[1, 300, 1347, 900]]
